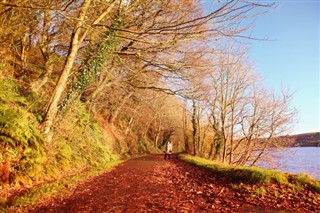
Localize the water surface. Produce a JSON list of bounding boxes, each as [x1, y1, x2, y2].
[[256, 147, 320, 180]]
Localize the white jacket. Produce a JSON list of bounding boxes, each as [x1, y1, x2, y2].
[[166, 143, 173, 153]]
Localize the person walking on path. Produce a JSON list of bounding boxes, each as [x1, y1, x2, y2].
[[164, 140, 173, 160]]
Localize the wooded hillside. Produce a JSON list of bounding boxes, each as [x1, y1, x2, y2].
[[290, 132, 320, 147], [0, 0, 297, 190]]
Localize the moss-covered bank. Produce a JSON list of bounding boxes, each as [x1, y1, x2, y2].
[[178, 154, 320, 193]]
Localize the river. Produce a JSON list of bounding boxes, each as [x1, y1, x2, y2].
[[256, 147, 320, 180]]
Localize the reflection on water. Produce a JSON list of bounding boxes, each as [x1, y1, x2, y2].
[[256, 147, 320, 180]]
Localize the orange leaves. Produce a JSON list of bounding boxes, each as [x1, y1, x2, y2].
[[22, 155, 320, 212]]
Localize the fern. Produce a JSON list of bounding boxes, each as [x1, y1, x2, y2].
[[0, 78, 46, 185], [0, 79, 28, 105]]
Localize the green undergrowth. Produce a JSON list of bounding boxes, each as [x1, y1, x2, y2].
[[0, 78, 46, 186], [0, 159, 122, 211], [178, 154, 320, 193], [0, 78, 132, 211], [0, 78, 122, 188], [50, 100, 120, 170]]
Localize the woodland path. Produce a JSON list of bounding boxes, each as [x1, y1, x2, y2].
[[27, 155, 318, 213]]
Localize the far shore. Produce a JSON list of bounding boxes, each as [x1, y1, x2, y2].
[[282, 132, 320, 147]]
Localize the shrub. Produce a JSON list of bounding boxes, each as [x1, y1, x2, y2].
[[0, 78, 46, 186]]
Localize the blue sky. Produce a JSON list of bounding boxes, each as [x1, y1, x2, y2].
[[246, 1, 319, 134], [201, 0, 319, 134]]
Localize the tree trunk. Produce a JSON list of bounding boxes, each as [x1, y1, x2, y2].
[[155, 117, 162, 148], [222, 135, 227, 163], [125, 117, 134, 135], [197, 105, 201, 156], [21, 33, 28, 66], [33, 9, 53, 92], [200, 125, 209, 158], [183, 104, 189, 153], [208, 141, 215, 160], [192, 98, 198, 156], [237, 137, 253, 166], [42, 0, 92, 135]]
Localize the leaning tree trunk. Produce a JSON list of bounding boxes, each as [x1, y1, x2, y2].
[[42, 0, 92, 136]]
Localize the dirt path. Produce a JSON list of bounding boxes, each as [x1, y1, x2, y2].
[[26, 155, 318, 213]]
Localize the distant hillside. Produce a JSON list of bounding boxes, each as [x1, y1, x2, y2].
[[288, 132, 320, 147]]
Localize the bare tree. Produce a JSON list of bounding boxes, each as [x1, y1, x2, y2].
[[42, 0, 118, 135], [206, 48, 296, 165], [1, 1, 274, 139]]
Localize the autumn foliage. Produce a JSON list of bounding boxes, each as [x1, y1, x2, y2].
[[0, 1, 301, 209]]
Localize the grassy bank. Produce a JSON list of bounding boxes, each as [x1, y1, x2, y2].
[[0, 159, 123, 212], [178, 154, 320, 193]]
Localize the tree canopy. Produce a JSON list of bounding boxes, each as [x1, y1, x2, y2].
[[0, 0, 296, 188]]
